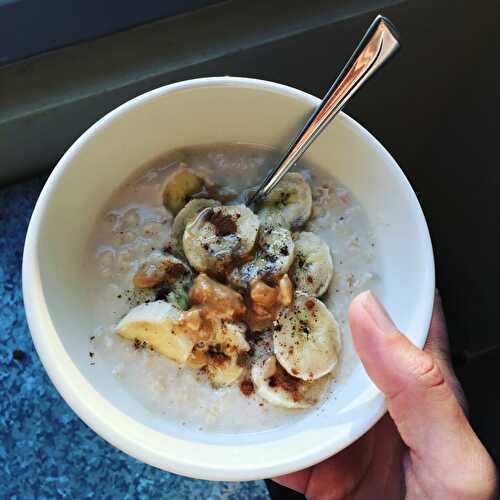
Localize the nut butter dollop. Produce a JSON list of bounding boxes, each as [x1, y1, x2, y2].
[[247, 274, 293, 331]]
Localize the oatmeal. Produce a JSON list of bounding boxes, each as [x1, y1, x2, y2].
[[84, 144, 380, 433]]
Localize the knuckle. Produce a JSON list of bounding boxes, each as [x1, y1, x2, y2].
[[414, 353, 446, 390]]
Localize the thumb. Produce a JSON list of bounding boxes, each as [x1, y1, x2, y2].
[[348, 291, 474, 458]]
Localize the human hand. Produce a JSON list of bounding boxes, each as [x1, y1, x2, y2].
[[274, 291, 498, 499]]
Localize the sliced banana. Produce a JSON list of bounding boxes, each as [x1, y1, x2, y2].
[[251, 355, 329, 409], [116, 301, 194, 364], [228, 223, 294, 290], [170, 199, 221, 254], [208, 355, 244, 387], [162, 164, 210, 215], [207, 322, 250, 386], [273, 294, 341, 381], [256, 207, 289, 228], [183, 205, 260, 275], [258, 173, 312, 229], [133, 251, 192, 289], [132, 251, 193, 310], [290, 231, 333, 297], [188, 322, 250, 386]]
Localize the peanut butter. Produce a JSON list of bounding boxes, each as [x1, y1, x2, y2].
[[247, 274, 293, 331], [189, 273, 246, 320]]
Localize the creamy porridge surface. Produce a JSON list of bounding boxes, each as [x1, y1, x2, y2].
[[84, 144, 380, 433]]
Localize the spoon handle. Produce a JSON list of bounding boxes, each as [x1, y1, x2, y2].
[[248, 15, 400, 206]]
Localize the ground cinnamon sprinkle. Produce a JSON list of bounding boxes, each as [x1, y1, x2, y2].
[[261, 272, 277, 288], [236, 351, 250, 367], [133, 338, 147, 350], [207, 344, 230, 365], [203, 209, 237, 236], [165, 262, 188, 280], [268, 364, 302, 401], [239, 379, 255, 396]]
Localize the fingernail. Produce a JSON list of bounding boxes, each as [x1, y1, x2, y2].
[[361, 291, 396, 333]]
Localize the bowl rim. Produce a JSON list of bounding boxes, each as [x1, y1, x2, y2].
[[23, 76, 435, 481]]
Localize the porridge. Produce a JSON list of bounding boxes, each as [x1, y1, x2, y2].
[[84, 144, 380, 433]]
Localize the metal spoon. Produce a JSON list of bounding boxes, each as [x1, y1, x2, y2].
[[247, 15, 400, 207]]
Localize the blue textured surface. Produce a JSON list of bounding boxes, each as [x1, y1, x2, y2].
[[0, 176, 270, 500]]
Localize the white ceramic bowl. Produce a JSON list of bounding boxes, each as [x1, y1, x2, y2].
[[23, 77, 434, 481]]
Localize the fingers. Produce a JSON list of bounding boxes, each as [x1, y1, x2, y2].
[[305, 428, 375, 500], [273, 469, 311, 494], [424, 291, 467, 413], [273, 291, 497, 500], [273, 429, 375, 499], [349, 291, 497, 496], [348, 291, 470, 455]]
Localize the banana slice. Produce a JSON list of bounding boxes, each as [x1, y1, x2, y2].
[[188, 322, 250, 386], [162, 164, 210, 215], [251, 355, 329, 409], [273, 294, 341, 381], [256, 207, 288, 228], [183, 205, 260, 275], [228, 223, 294, 290], [170, 199, 221, 254], [258, 173, 312, 229], [116, 301, 194, 364], [133, 251, 193, 310], [207, 322, 250, 386], [208, 355, 244, 387], [133, 251, 192, 289], [290, 231, 333, 297]]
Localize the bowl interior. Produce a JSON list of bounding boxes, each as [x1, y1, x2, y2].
[[24, 78, 434, 480]]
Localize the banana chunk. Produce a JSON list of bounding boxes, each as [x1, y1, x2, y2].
[[116, 301, 194, 364], [290, 231, 333, 297], [258, 173, 312, 229], [251, 355, 329, 409], [206, 322, 250, 386], [133, 251, 193, 310], [133, 251, 192, 289], [183, 205, 260, 275], [257, 207, 288, 228], [162, 165, 210, 215], [273, 294, 341, 381], [171, 199, 221, 255], [228, 223, 294, 290], [188, 322, 250, 386]]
